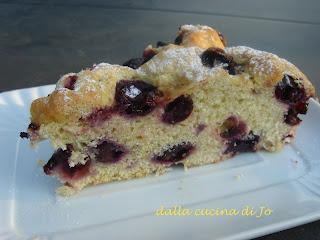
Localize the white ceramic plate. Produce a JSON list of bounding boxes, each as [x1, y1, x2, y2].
[[1, 85, 320, 240]]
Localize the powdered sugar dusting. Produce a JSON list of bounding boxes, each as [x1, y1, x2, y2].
[[55, 74, 101, 101], [180, 24, 212, 32], [55, 73, 76, 90], [54, 63, 118, 102], [57, 88, 72, 101], [225, 46, 291, 77], [139, 47, 220, 82], [251, 57, 276, 76], [74, 76, 101, 93], [92, 62, 112, 70], [52, 45, 299, 111], [125, 85, 141, 98]]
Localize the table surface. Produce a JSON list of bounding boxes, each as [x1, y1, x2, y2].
[[1, 1, 320, 239]]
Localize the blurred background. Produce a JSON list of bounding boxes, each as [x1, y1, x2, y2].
[[0, 1, 320, 239], [0, 0, 319, 93]]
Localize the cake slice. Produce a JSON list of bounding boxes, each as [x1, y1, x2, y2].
[[22, 25, 315, 196]]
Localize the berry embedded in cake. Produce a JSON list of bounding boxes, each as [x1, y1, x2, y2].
[[22, 24, 315, 196]]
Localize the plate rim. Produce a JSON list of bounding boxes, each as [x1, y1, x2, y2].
[[1, 85, 320, 240]]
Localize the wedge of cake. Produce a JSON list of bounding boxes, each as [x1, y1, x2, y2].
[[21, 25, 315, 196]]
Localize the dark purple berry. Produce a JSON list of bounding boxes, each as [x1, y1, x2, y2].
[[153, 142, 195, 164], [157, 41, 168, 47], [19, 132, 29, 139], [123, 58, 145, 69], [294, 101, 308, 114], [201, 48, 228, 67], [28, 123, 39, 131], [64, 75, 78, 90], [224, 131, 260, 154], [284, 101, 309, 126], [93, 140, 127, 163], [43, 145, 72, 175], [200, 48, 237, 75], [123, 50, 156, 70], [43, 148, 70, 175], [162, 95, 193, 124], [115, 80, 162, 116], [275, 75, 307, 104], [43, 145, 91, 179], [284, 109, 302, 126], [220, 116, 247, 140], [275, 75, 309, 126], [143, 49, 157, 61], [85, 107, 114, 127], [174, 34, 183, 45], [62, 159, 91, 179]]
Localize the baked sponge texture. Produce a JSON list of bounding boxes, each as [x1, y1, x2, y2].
[[25, 24, 315, 196]]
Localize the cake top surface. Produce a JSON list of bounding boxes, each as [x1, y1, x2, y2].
[[137, 46, 218, 84], [180, 24, 213, 31], [29, 25, 315, 126], [176, 24, 226, 49]]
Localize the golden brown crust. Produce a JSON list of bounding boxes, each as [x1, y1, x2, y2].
[[142, 25, 226, 58], [177, 24, 226, 49], [225, 46, 315, 96], [27, 24, 317, 196], [30, 26, 315, 128], [31, 64, 135, 125], [30, 24, 227, 126]]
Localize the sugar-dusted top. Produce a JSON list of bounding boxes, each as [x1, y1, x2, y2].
[[137, 46, 220, 90], [29, 26, 314, 126], [180, 24, 213, 32]]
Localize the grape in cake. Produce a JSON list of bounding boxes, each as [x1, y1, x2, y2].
[[22, 25, 315, 196]]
